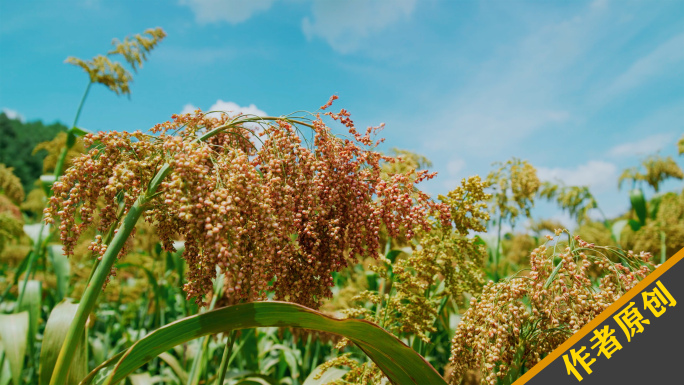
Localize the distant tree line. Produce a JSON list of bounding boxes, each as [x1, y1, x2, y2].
[[0, 112, 67, 191]]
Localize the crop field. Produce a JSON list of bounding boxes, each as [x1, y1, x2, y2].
[[1, 22, 683, 385]]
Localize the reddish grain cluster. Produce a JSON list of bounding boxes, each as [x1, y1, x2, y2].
[[45, 105, 448, 308]]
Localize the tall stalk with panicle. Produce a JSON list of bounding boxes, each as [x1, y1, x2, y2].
[[15, 28, 167, 319], [486, 158, 540, 281], [46, 102, 448, 384]]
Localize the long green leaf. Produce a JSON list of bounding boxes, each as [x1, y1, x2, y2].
[[0, 348, 12, 385], [88, 302, 446, 385], [18, 280, 42, 354], [157, 353, 188, 384], [302, 363, 348, 385], [0, 312, 29, 385], [629, 188, 647, 225], [610, 219, 628, 245], [128, 373, 163, 385], [40, 301, 88, 385], [48, 245, 71, 302]]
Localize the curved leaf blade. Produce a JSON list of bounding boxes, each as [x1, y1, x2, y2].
[[100, 302, 446, 385], [18, 280, 42, 353], [48, 245, 71, 302], [40, 301, 87, 385], [0, 312, 29, 385], [303, 363, 348, 385], [629, 188, 647, 226], [610, 219, 628, 245]]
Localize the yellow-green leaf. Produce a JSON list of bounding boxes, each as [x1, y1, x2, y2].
[[39, 301, 87, 385], [0, 312, 29, 385], [85, 302, 446, 385]]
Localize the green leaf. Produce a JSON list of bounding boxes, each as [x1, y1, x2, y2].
[[40, 175, 57, 194], [385, 249, 402, 264], [302, 363, 348, 385], [157, 353, 188, 384], [87, 302, 446, 385], [628, 219, 642, 232], [18, 280, 41, 354], [48, 245, 71, 302], [0, 347, 12, 385], [23, 223, 50, 245], [39, 301, 87, 385], [629, 188, 647, 226], [235, 378, 272, 385], [128, 373, 163, 385], [648, 194, 663, 220], [70, 126, 90, 137], [611, 219, 629, 245], [473, 235, 487, 248], [223, 371, 277, 385], [0, 312, 29, 385]]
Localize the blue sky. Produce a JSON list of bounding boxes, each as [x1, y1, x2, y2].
[[1, 0, 683, 229]]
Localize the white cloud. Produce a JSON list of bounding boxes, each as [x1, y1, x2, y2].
[[301, 0, 417, 53], [608, 133, 673, 157], [179, 0, 276, 24], [209, 100, 266, 116], [441, 158, 467, 190], [447, 159, 465, 175], [590, 0, 609, 11], [179, 0, 417, 53], [599, 32, 684, 101], [419, 1, 611, 155], [180, 100, 268, 135], [537, 160, 618, 193], [2, 108, 24, 122], [180, 100, 267, 117], [180, 103, 198, 115]]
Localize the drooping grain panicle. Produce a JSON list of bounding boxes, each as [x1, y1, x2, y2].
[[45, 106, 449, 309], [448, 233, 656, 385], [65, 27, 166, 96]]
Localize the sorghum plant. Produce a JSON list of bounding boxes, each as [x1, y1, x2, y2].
[[618, 154, 683, 193], [0, 163, 25, 205], [46, 107, 446, 308], [622, 189, 684, 261], [318, 176, 491, 383], [44, 102, 450, 383], [0, 164, 24, 259], [448, 231, 656, 385], [486, 158, 541, 280], [539, 183, 599, 225]]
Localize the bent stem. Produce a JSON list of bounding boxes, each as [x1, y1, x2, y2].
[[49, 194, 150, 385], [54, 81, 92, 180], [49, 164, 171, 385]]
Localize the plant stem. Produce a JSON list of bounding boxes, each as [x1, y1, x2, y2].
[[15, 223, 47, 312], [72, 82, 92, 130], [494, 215, 503, 281], [215, 331, 237, 385], [48, 161, 174, 384], [49, 193, 149, 385], [54, 82, 92, 180]]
